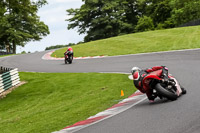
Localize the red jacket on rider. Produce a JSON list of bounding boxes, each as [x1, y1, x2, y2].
[[65, 47, 74, 56], [66, 47, 73, 52], [132, 66, 168, 101]]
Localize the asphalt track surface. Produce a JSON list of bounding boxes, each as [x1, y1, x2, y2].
[[1, 49, 200, 133]]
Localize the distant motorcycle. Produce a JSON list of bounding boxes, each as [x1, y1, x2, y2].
[[141, 69, 183, 101], [64, 51, 73, 64]]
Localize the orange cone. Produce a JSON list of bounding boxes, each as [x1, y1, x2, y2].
[[121, 90, 124, 97]]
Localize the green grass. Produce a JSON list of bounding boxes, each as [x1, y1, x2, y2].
[[53, 26, 200, 57], [0, 72, 135, 133], [0, 54, 15, 58]]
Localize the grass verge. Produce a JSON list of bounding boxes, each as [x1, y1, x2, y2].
[[0, 54, 15, 58], [0, 72, 135, 133], [53, 26, 200, 57]]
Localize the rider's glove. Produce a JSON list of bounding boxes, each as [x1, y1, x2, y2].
[[169, 79, 176, 86], [161, 66, 168, 78], [161, 78, 176, 86], [161, 78, 169, 84], [161, 66, 168, 70]]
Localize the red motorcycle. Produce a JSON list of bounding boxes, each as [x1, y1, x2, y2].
[[64, 51, 73, 64], [142, 69, 182, 101]]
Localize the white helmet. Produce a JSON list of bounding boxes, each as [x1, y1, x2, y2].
[[131, 67, 141, 74]]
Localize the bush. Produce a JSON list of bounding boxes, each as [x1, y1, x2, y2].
[[21, 51, 26, 54], [156, 19, 175, 30], [135, 16, 154, 32]]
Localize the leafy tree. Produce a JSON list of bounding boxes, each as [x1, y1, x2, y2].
[[0, 0, 49, 53], [0, 1, 7, 51], [66, 0, 200, 42], [152, 1, 172, 24], [135, 16, 154, 32], [139, 0, 200, 27], [170, 0, 200, 26], [138, 0, 172, 28], [67, 0, 138, 42]]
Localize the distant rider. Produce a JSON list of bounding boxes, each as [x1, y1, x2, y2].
[[64, 47, 74, 57], [131, 66, 186, 102]]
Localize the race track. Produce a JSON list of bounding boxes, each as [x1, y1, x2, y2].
[[1, 49, 200, 133]]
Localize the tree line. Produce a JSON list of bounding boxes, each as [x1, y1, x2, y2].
[[0, 0, 49, 54], [45, 43, 76, 51], [67, 0, 200, 42], [1, 0, 199, 54]]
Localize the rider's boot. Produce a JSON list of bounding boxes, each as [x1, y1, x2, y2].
[[181, 87, 187, 95]]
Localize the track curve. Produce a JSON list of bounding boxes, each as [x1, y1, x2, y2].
[[1, 49, 200, 133]]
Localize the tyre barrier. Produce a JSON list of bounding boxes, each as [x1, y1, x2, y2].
[[0, 67, 20, 94]]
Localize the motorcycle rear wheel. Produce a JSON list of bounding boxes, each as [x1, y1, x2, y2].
[[155, 83, 178, 101]]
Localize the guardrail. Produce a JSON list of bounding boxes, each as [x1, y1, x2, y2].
[[0, 67, 20, 94], [180, 19, 200, 27]]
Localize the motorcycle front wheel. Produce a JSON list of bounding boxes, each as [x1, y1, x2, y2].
[[65, 59, 67, 64], [155, 83, 178, 101], [67, 56, 72, 64]]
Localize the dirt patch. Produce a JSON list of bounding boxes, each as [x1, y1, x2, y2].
[[0, 81, 27, 99]]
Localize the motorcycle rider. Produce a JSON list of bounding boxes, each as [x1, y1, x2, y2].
[[131, 66, 186, 102], [65, 47, 73, 55], [64, 47, 74, 58]]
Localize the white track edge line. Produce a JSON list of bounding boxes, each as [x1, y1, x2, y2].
[[106, 48, 200, 58], [42, 48, 200, 60], [58, 96, 147, 133]]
